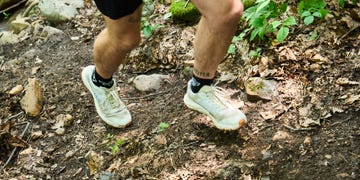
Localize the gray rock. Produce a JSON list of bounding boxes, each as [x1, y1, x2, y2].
[[133, 74, 170, 92], [38, 0, 84, 24], [0, 31, 20, 45], [245, 77, 277, 101], [10, 18, 30, 34]]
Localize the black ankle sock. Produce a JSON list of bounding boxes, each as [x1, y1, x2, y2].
[[190, 76, 214, 93], [92, 69, 114, 88]]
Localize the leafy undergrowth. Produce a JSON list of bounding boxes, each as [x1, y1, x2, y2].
[[0, 0, 359, 179]]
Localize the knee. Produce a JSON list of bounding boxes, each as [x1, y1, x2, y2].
[[207, 0, 244, 27], [112, 33, 141, 52]]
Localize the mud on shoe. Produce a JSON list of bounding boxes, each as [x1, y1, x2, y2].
[[81, 65, 131, 128], [184, 80, 247, 130]]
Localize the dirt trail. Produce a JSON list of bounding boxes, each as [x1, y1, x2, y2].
[[1, 1, 359, 179]]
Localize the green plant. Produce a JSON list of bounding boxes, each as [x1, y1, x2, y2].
[[2, 12, 11, 20], [106, 134, 123, 155], [249, 48, 262, 58], [227, 35, 242, 55], [158, 122, 170, 132], [242, 0, 297, 42], [298, 0, 328, 25], [141, 18, 160, 38], [141, 0, 160, 38], [339, 0, 359, 8]]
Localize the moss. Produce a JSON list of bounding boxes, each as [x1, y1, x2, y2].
[[170, 0, 200, 22]]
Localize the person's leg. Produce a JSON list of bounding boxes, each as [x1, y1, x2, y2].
[[81, 1, 142, 128], [191, 0, 243, 79], [184, 0, 247, 130], [94, 6, 142, 79]]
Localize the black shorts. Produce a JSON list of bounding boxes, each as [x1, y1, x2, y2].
[[94, 0, 143, 20]]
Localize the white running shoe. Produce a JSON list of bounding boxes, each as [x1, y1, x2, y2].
[[184, 80, 247, 130], [81, 65, 131, 128]]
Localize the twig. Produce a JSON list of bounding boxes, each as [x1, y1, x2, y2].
[[0, 122, 30, 172], [123, 89, 172, 100], [283, 124, 315, 132], [184, 0, 190, 8], [3, 112, 24, 124], [330, 117, 351, 127], [337, 23, 360, 43], [0, 0, 27, 14]]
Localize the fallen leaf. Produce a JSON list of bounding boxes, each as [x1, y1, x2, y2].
[[87, 151, 104, 176], [345, 94, 360, 104], [335, 77, 360, 85]]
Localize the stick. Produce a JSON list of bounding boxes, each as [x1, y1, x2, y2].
[[283, 124, 315, 131], [330, 117, 351, 127], [0, 0, 28, 14], [3, 112, 24, 124], [0, 122, 30, 172]]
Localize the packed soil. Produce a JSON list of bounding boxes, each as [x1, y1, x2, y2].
[[0, 1, 359, 179]]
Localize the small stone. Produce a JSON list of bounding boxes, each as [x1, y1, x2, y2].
[[325, 154, 332, 159], [65, 150, 76, 159], [20, 78, 45, 117], [10, 18, 30, 34], [55, 128, 65, 135], [133, 74, 169, 92], [245, 77, 277, 101], [272, 131, 292, 141], [303, 136, 312, 145], [8, 85, 24, 95]]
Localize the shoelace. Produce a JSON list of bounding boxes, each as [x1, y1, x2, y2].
[[101, 88, 126, 115], [202, 86, 231, 113]]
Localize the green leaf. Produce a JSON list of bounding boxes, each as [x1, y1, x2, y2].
[[304, 16, 314, 25], [270, 20, 281, 29], [228, 44, 236, 54], [251, 16, 266, 28], [312, 12, 322, 18], [318, 9, 329, 18], [283, 16, 297, 26], [158, 122, 170, 131], [142, 26, 153, 38], [339, 0, 345, 7], [250, 28, 260, 41], [309, 30, 318, 41], [301, 11, 311, 18], [256, 0, 270, 13], [277, 26, 289, 42]]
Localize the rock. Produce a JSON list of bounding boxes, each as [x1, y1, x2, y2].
[[170, 0, 200, 22], [99, 171, 117, 180], [10, 18, 30, 34], [8, 85, 24, 95], [39, 26, 64, 39], [20, 78, 45, 117], [245, 77, 277, 101], [0, 31, 20, 45], [38, 0, 84, 24], [133, 74, 170, 92], [272, 131, 292, 141], [303, 136, 312, 145]]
